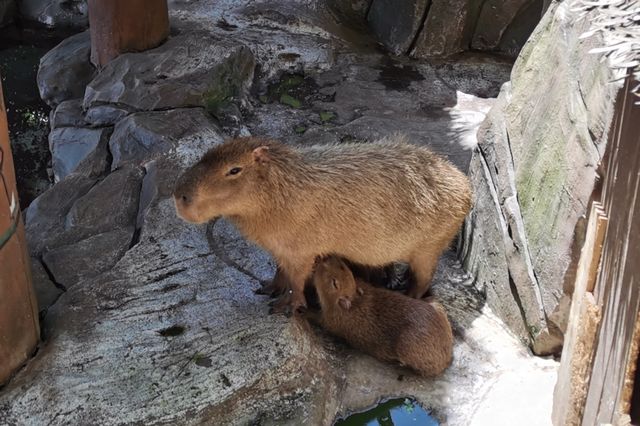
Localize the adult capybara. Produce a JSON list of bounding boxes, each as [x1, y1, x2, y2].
[[310, 255, 453, 376], [173, 134, 471, 313]]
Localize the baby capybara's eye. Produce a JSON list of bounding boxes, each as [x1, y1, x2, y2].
[[227, 167, 242, 176]]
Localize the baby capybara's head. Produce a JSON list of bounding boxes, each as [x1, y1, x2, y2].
[[313, 255, 361, 310], [173, 137, 279, 223]]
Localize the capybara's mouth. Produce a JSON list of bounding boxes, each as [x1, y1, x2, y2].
[[173, 196, 207, 224]]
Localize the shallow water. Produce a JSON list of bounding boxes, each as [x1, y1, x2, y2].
[[334, 398, 438, 426]]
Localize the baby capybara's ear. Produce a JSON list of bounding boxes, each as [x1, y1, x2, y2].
[[252, 146, 270, 164], [338, 297, 352, 310]]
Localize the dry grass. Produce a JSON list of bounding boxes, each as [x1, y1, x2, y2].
[[573, 0, 640, 101]]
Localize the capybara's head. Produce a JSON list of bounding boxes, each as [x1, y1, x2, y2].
[[313, 255, 361, 310], [173, 137, 279, 223]]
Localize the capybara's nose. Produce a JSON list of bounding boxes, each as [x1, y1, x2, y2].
[[179, 193, 191, 205]]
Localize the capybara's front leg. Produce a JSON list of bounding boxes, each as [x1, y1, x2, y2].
[[271, 258, 313, 315], [256, 266, 290, 298]]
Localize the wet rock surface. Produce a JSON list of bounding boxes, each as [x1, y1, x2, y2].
[[1, 1, 558, 425]]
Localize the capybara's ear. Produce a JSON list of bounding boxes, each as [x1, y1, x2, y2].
[[253, 146, 270, 164], [338, 297, 351, 310], [356, 287, 364, 296]]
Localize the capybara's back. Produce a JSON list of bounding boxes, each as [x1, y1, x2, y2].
[[393, 298, 453, 376]]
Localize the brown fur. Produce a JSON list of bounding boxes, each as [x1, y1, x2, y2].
[[173, 135, 472, 312], [311, 255, 453, 376]]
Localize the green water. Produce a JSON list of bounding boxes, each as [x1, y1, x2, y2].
[[334, 398, 438, 426]]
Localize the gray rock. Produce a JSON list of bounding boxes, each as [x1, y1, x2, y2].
[[50, 99, 86, 129], [0, 196, 558, 425], [109, 108, 219, 170], [24, 173, 97, 256], [49, 126, 112, 182], [327, 0, 371, 23], [84, 105, 130, 127], [29, 257, 63, 314], [43, 229, 134, 288], [470, 0, 533, 52], [460, 1, 619, 353], [37, 31, 94, 108], [65, 165, 144, 240], [410, 0, 477, 58], [18, 0, 87, 28], [0, 0, 16, 27], [83, 33, 255, 113], [367, 0, 429, 55]]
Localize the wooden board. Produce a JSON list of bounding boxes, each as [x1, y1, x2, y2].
[[581, 76, 640, 425], [553, 202, 607, 426]]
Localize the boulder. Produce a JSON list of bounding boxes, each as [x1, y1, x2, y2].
[[37, 31, 94, 108], [83, 33, 255, 116], [471, 0, 539, 54], [460, 1, 619, 354], [366, 0, 429, 55], [50, 99, 86, 129], [17, 0, 87, 28], [410, 0, 477, 58], [43, 229, 134, 288], [64, 165, 143, 240], [48, 126, 112, 182], [29, 257, 63, 315], [24, 173, 97, 256], [109, 108, 220, 170]]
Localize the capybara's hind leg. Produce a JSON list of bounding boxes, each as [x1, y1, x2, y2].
[[256, 266, 289, 297], [406, 250, 439, 299]]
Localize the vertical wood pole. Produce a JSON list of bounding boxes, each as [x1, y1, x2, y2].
[[88, 0, 170, 68], [0, 74, 40, 385]]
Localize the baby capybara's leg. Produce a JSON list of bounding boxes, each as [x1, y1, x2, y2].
[[256, 266, 290, 297]]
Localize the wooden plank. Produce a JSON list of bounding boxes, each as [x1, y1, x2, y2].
[[553, 202, 607, 426], [582, 76, 640, 425], [619, 311, 640, 417]]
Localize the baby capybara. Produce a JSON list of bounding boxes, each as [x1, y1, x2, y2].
[[173, 135, 471, 313], [311, 255, 453, 376]]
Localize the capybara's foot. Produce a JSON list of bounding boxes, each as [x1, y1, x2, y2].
[[255, 280, 284, 297], [256, 267, 290, 297], [268, 291, 307, 316], [268, 293, 292, 316]]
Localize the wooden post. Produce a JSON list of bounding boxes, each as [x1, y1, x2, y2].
[[0, 74, 40, 385], [88, 0, 170, 68]]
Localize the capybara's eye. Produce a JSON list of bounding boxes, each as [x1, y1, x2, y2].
[[332, 278, 338, 289], [227, 167, 243, 176]]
